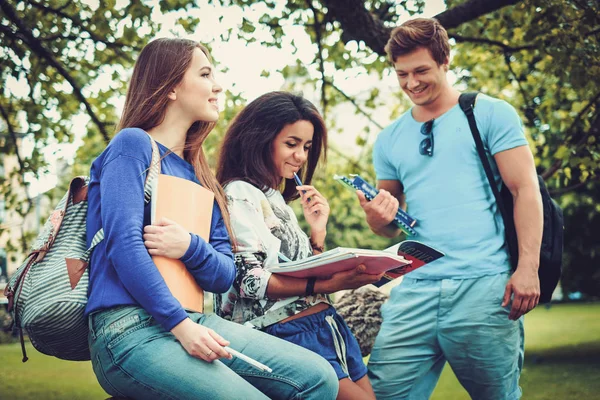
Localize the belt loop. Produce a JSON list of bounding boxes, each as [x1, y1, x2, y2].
[[88, 313, 97, 340]]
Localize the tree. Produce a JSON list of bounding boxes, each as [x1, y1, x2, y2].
[[1, 0, 599, 294], [0, 0, 198, 256], [231, 0, 600, 295]]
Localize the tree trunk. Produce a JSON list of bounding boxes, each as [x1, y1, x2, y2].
[[321, 0, 524, 56]]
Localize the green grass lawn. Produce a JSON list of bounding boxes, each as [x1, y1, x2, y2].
[[1, 302, 599, 399]]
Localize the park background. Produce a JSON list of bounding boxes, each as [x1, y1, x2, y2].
[[0, 0, 599, 398]]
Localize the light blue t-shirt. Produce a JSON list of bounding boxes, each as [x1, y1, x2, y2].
[[373, 94, 528, 279]]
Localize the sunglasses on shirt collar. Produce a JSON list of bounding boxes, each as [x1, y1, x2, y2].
[[419, 119, 435, 157]]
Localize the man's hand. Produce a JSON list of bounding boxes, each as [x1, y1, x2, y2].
[[357, 189, 399, 234], [502, 266, 540, 320]]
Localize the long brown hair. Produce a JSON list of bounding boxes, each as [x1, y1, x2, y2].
[[117, 38, 233, 239], [216, 91, 327, 202]]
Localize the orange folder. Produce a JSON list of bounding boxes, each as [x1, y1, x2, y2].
[[151, 174, 214, 313]]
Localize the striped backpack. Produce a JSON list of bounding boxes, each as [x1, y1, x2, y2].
[[4, 136, 159, 362]]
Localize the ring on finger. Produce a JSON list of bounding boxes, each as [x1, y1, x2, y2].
[[206, 349, 213, 357]]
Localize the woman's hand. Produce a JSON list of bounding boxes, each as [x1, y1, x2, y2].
[[171, 318, 232, 362], [316, 264, 385, 293], [143, 217, 191, 259], [297, 185, 330, 235]]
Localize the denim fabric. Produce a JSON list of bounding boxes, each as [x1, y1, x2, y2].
[[368, 272, 524, 400], [266, 307, 368, 381], [89, 306, 338, 400]]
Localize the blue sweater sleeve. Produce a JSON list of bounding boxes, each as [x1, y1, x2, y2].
[[99, 131, 188, 331], [179, 209, 236, 293]]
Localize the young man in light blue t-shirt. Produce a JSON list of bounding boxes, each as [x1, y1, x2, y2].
[[358, 18, 543, 400]]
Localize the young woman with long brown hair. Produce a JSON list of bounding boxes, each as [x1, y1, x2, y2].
[[215, 91, 380, 400], [84, 39, 338, 400]]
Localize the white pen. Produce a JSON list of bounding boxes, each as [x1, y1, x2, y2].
[[224, 346, 273, 373]]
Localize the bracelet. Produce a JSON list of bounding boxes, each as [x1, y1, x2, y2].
[[309, 238, 324, 253], [305, 277, 317, 296]]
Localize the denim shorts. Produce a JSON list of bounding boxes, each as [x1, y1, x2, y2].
[[88, 306, 339, 400], [368, 272, 524, 400], [266, 306, 368, 382]]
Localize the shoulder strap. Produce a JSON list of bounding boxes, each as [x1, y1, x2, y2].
[[458, 92, 511, 221], [143, 134, 161, 203], [84, 134, 161, 260]]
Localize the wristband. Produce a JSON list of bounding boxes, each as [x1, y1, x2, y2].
[[305, 277, 317, 296], [310, 238, 324, 253]]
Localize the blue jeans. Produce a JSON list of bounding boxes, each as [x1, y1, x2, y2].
[[89, 306, 339, 399], [368, 272, 524, 400]]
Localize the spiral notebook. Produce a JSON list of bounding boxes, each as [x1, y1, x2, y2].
[[334, 174, 417, 236]]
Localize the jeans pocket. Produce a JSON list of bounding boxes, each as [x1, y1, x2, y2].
[[105, 310, 153, 349], [487, 273, 518, 327], [489, 272, 512, 304]]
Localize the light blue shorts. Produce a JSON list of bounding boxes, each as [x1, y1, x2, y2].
[[368, 272, 524, 400]]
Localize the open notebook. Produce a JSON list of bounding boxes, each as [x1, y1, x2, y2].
[[265, 247, 411, 279], [267, 240, 444, 287]]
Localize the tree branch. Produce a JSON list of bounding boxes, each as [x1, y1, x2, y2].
[[26, 0, 141, 53], [321, 0, 524, 56], [450, 33, 536, 52], [0, 0, 110, 143], [306, 0, 328, 120], [542, 98, 600, 179], [569, 93, 600, 148], [503, 51, 539, 127], [587, 27, 600, 38], [0, 21, 27, 44], [0, 102, 34, 252], [571, 0, 600, 25], [320, 0, 390, 55], [435, 0, 522, 30], [326, 80, 384, 131], [38, 32, 80, 42], [549, 176, 600, 197], [328, 144, 362, 171], [325, 80, 386, 161]]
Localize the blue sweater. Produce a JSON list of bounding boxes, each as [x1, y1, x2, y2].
[[85, 128, 235, 331]]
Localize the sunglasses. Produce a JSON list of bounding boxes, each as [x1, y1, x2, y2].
[[419, 119, 435, 157]]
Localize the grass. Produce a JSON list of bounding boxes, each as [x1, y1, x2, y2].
[[0, 347, 106, 399], [1, 303, 599, 399], [431, 302, 600, 400]]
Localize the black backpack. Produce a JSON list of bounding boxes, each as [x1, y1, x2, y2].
[[459, 92, 564, 303]]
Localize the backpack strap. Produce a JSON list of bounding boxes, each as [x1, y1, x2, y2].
[[458, 92, 517, 263], [82, 134, 161, 262], [144, 134, 161, 203]]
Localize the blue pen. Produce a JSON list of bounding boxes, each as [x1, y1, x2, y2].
[[294, 172, 318, 214], [293, 172, 306, 195]]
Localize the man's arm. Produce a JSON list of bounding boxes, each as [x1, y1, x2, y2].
[[495, 145, 543, 319], [357, 179, 405, 238]]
